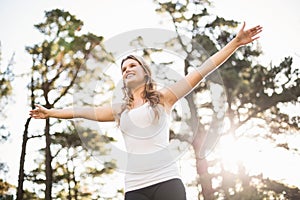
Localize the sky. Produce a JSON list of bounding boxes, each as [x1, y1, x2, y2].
[[0, 0, 300, 196], [212, 0, 300, 65]]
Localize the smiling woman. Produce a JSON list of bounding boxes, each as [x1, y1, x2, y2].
[[30, 21, 262, 199], [121, 58, 147, 88], [2, 0, 300, 198], [119, 55, 161, 121]]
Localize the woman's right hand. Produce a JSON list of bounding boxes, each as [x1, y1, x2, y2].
[[30, 104, 49, 119]]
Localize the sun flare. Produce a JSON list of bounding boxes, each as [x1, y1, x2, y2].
[[216, 133, 300, 188]]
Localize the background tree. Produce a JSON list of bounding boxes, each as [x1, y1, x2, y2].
[[153, 0, 300, 199], [17, 9, 119, 199], [12, 3, 299, 200], [0, 44, 14, 142], [0, 43, 15, 200]]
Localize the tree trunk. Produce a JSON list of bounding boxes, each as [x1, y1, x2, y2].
[[67, 173, 72, 200], [195, 157, 213, 200], [185, 94, 214, 199], [16, 117, 31, 200], [191, 128, 214, 200], [45, 118, 53, 200], [72, 167, 78, 200]]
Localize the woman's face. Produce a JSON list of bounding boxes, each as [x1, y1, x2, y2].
[[121, 58, 146, 89]]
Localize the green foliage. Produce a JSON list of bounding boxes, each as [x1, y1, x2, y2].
[[0, 179, 13, 196], [153, 0, 300, 199], [0, 69, 13, 98], [20, 8, 119, 199], [0, 46, 14, 99], [35, 9, 83, 38], [26, 9, 105, 108], [0, 47, 14, 114], [209, 163, 300, 200], [0, 46, 14, 197], [22, 189, 42, 200]]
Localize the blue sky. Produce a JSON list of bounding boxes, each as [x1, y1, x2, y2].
[[0, 0, 299, 192]]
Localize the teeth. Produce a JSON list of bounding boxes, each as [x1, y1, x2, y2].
[[126, 74, 134, 79]]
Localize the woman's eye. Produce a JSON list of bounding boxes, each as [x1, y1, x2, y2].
[[122, 64, 138, 74]]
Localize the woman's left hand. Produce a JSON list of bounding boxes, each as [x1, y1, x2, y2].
[[235, 22, 263, 46]]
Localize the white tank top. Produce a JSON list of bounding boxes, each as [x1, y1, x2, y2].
[[120, 102, 181, 192]]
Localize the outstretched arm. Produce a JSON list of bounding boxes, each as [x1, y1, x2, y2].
[[30, 104, 115, 122], [161, 22, 263, 108], [208, 22, 262, 69]]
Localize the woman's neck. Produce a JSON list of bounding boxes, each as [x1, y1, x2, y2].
[[131, 85, 146, 108]]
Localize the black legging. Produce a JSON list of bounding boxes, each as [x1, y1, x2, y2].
[[125, 178, 186, 200]]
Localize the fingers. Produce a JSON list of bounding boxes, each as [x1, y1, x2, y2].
[[29, 104, 45, 119], [250, 26, 263, 40], [243, 24, 262, 43], [249, 25, 263, 35], [29, 109, 39, 118], [249, 36, 260, 43], [35, 104, 43, 109], [241, 21, 246, 31], [250, 25, 261, 31], [30, 104, 42, 113]]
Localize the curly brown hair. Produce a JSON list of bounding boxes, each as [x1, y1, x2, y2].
[[116, 54, 161, 125]]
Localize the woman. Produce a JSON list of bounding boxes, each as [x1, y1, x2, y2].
[[30, 22, 262, 200]]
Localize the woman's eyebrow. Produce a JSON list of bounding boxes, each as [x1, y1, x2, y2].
[[122, 63, 138, 71]]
